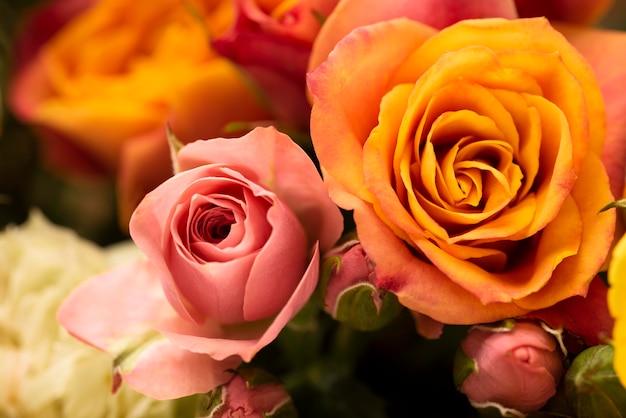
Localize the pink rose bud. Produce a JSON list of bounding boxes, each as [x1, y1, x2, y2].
[[321, 240, 402, 331], [199, 367, 298, 418], [454, 320, 565, 415]]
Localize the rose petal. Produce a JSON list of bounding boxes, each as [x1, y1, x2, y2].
[[57, 259, 173, 351], [156, 245, 321, 362], [177, 126, 343, 252], [57, 259, 241, 400], [557, 23, 626, 199], [308, 18, 436, 201], [122, 341, 240, 400], [308, 0, 518, 72]]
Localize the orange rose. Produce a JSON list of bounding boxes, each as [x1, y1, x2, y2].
[[9, 0, 273, 226], [308, 17, 617, 324]]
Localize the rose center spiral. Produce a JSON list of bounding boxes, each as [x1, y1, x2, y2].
[[195, 206, 236, 243]]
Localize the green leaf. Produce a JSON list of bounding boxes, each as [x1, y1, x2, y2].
[[564, 344, 626, 418]]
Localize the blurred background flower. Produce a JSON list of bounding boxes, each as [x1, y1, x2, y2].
[[0, 210, 196, 417]]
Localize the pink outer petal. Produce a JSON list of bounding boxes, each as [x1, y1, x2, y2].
[[515, 0, 614, 24], [57, 259, 242, 399], [156, 245, 321, 362], [122, 341, 241, 400], [57, 259, 174, 351], [176, 126, 343, 252], [556, 23, 626, 200], [308, 0, 518, 73], [243, 196, 309, 321]]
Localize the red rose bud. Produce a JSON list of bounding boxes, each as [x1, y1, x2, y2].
[[563, 344, 626, 416], [321, 240, 402, 331], [454, 320, 565, 415], [198, 367, 298, 418]]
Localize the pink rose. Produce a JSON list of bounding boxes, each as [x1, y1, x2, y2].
[[58, 127, 344, 399], [455, 320, 565, 414], [203, 368, 297, 418]]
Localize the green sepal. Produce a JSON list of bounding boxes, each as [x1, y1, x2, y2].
[[238, 366, 281, 389], [332, 282, 402, 331], [599, 199, 626, 213], [196, 385, 226, 418], [452, 346, 477, 388], [166, 123, 184, 173]]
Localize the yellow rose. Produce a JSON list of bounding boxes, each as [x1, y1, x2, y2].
[[609, 232, 626, 389]]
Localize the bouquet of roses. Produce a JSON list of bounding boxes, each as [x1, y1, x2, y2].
[[3, 0, 626, 416]]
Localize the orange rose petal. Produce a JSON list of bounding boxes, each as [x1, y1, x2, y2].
[[450, 195, 537, 243], [557, 23, 626, 199], [400, 18, 604, 156], [418, 196, 579, 304], [364, 83, 427, 243], [309, 18, 436, 201], [498, 50, 589, 169], [516, 153, 616, 309], [32, 99, 166, 172], [169, 59, 270, 142], [431, 111, 507, 206], [491, 89, 542, 198], [308, 0, 519, 73], [350, 197, 528, 323], [521, 95, 577, 233]]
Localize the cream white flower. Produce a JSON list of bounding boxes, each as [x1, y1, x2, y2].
[[0, 210, 194, 418]]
